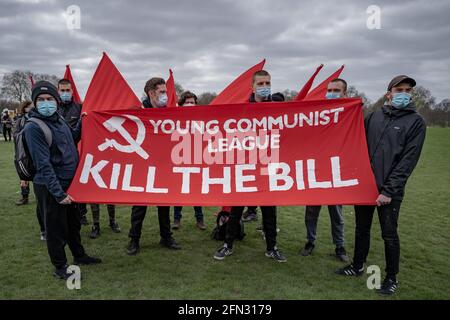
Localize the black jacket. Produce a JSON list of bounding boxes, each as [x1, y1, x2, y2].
[[24, 109, 81, 202], [249, 92, 285, 103], [58, 100, 81, 129], [364, 102, 426, 200]]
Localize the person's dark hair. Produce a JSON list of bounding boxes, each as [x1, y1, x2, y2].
[[330, 78, 348, 92], [178, 91, 198, 106], [58, 78, 72, 88], [18, 100, 33, 115], [252, 70, 271, 84], [144, 77, 166, 95]]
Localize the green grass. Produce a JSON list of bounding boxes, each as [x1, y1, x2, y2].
[[0, 128, 449, 299]]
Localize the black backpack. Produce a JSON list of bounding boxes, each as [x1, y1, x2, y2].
[[13, 117, 52, 181], [211, 210, 245, 241]]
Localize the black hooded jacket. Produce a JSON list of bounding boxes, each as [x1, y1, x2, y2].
[[364, 102, 426, 201]]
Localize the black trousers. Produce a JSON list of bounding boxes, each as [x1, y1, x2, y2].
[[353, 201, 401, 277], [91, 204, 116, 225], [33, 184, 46, 233], [226, 206, 277, 251], [34, 184, 85, 269], [128, 206, 172, 241]]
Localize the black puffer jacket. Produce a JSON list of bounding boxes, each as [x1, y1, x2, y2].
[[58, 100, 81, 129], [364, 102, 426, 200]]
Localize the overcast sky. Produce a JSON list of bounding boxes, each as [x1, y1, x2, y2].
[[1, 0, 449, 102]]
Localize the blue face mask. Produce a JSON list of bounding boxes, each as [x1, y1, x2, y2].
[[391, 92, 411, 109], [156, 93, 168, 107], [60, 92, 72, 103], [36, 100, 57, 117], [325, 92, 341, 99], [255, 87, 271, 99]]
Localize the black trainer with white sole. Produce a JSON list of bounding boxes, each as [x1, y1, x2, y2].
[[214, 245, 233, 260], [335, 264, 364, 276], [265, 248, 287, 263], [376, 278, 399, 295]]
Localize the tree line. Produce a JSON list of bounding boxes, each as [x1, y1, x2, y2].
[[1, 70, 449, 127]]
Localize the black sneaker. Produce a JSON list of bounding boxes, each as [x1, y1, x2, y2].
[[335, 264, 364, 276], [109, 221, 121, 233], [377, 277, 399, 295], [15, 197, 29, 206], [213, 244, 233, 260], [53, 265, 72, 280], [300, 242, 315, 256], [160, 237, 181, 250], [73, 254, 102, 265], [126, 239, 140, 255], [80, 215, 89, 226], [89, 225, 100, 239], [265, 248, 287, 263], [335, 246, 350, 262]]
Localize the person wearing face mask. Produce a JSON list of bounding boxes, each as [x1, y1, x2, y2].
[[126, 77, 180, 256], [214, 70, 287, 263], [300, 78, 349, 263], [336, 75, 426, 296], [172, 91, 206, 230], [57, 78, 91, 226], [24, 81, 101, 280], [171, 91, 206, 230]]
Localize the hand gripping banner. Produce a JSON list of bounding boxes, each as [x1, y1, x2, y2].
[[68, 98, 378, 206]]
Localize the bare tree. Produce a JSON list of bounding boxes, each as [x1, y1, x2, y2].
[[0, 70, 58, 102], [197, 92, 217, 105]]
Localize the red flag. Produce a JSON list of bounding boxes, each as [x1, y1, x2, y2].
[[304, 65, 345, 100], [29, 74, 34, 87], [295, 64, 324, 101], [63, 64, 82, 104], [210, 59, 266, 105], [82, 52, 141, 113], [166, 69, 178, 108]]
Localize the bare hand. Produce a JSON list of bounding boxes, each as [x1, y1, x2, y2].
[[376, 194, 392, 206], [59, 195, 73, 205]]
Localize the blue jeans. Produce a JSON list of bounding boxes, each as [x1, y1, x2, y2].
[[305, 205, 345, 248], [174, 206, 203, 221]]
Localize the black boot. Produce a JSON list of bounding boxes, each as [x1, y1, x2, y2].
[[89, 224, 100, 239], [109, 221, 121, 233], [126, 239, 140, 255], [73, 254, 102, 265]]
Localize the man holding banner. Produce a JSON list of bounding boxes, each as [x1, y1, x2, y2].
[[126, 77, 180, 255], [213, 70, 287, 263], [336, 75, 426, 296], [300, 78, 349, 262]]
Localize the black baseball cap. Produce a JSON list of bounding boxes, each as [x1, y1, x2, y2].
[[387, 75, 416, 91]]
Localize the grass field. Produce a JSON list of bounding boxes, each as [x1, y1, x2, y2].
[[0, 127, 449, 300]]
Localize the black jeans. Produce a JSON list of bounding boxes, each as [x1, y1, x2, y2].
[[226, 206, 277, 251], [128, 206, 172, 241], [353, 201, 401, 277], [91, 204, 116, 225], [34, 183, 85, 269], [32, 183, 46, 233]]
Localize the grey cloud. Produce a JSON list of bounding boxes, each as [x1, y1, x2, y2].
[[0, 0, 449, 102]]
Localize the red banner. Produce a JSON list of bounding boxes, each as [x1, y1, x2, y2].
[[68, 98, 378, 206]]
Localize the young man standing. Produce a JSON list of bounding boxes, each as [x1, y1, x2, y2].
[[126, 77, 180, 255], [213, 70, 286, 263], [172, 91, 206, 231], [25, 81, 101, 279], [336, 75, 426, 295], [300, 78, 349, 262]]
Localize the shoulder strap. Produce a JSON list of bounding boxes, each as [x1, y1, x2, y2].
[[28, 118, 53, 146]]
